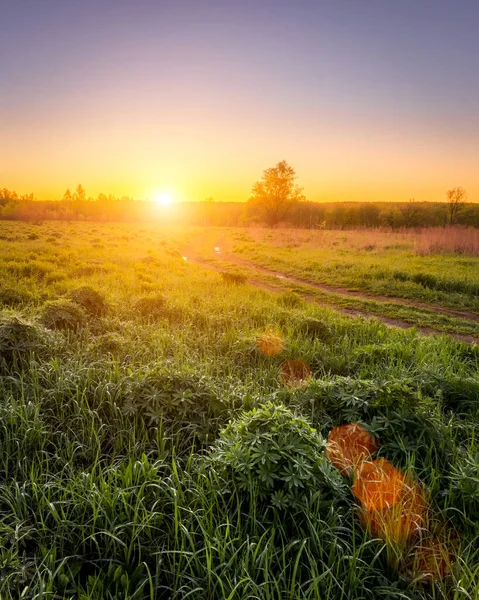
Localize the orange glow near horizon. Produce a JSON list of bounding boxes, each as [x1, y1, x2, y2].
[[2, 3, 478, 204], [3, 103, 479, 204]]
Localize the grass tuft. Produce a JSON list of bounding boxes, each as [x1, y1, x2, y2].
[[41, 299, 87, 331]]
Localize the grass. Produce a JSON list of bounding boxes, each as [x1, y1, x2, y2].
[[189, 233, 479, 339], [0, 220, 478, 599], [225, 227, 479, 313]]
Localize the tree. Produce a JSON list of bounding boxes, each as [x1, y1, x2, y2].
[[399, 198, 424, 228], [249, 160, 305, 227], [446, 187, 467, 225], [75, 184, 86, 202], [62, 189, 72, 202]]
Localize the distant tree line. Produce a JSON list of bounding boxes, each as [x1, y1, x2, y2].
[[1, 183, 478, 228]]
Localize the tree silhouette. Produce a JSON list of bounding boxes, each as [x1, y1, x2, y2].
[[446, 187, 467, 225], [249, 160, 305, 227], [75, 184, 86, 202]]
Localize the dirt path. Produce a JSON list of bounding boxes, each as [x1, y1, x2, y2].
[[182, 239, 478, 344], [214, 238, 479, 323]]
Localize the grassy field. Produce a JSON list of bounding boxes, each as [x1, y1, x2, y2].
[[0, 221, 479, 600], [227, 228, 479, 312]]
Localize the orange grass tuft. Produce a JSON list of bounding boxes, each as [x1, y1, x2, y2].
[[403, 537, 455, 581], [256, 328, 284, 357]]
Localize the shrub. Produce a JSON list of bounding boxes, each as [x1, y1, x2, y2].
[[120, 371, 227, 447], [87, 332, 124, 356], [0, 287, 33, 307], [448, 451, 479, 523], [220, 271, 247, 285], [278, 290, 302, 308], [295, 317, 332, 341], [0, 316, 44, 366], [133, 294, 167, 321], [70, 286, 109, 316], [41, 299, 86, 331], [210, 402, 345, 510]]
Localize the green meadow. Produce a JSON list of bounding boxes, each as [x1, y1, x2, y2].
[[228, 228, 479, 311], [0, 221, 478, 600]]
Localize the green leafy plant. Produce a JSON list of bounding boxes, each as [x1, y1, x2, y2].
[[41, 299, 86, 331], [0, 316, 44, 367], [70, 286, 109, 316], [220, 271, 247, 285], [295, 317, 332, 341], [0, 287, 33, 307], [211, 402, 345, 510], [133, 294, 167, 321], [120, 371, 227, 447]]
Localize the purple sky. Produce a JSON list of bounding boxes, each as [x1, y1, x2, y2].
[[1, 0, 478, 202]]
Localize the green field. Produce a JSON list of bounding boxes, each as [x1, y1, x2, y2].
[[228, 228, 479, 311], [0, 221, 478, 600]]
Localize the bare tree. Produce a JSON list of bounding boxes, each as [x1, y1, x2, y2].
[[249, 160, 305, 227], [446, 187, 467, 225]]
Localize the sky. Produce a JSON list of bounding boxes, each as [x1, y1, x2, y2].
[[1, 0, 478, 203]]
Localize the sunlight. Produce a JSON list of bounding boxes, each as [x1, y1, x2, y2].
[[155, 192, 173, 207]]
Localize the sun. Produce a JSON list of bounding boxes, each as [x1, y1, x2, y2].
[[155, 192, 173, 207]]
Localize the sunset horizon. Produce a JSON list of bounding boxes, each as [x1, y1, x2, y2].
[[1, 3, 479, 596], [2, 0, 478, 204]]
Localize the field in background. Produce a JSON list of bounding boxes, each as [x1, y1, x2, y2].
[[0, 221, 478, 600], [228, 227, 479, 312]]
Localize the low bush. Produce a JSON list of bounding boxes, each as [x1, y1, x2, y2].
[[220, 271, 247, 285], [295, 317, 332, 341], [0, 316, 44, 367], [120, 370, 227, 448], [133, 294, 167, 321], [70, 286, 109, 316], [41, 299, 86, 331], [210, 402, 346, 510], [0, 287, 33, 307]]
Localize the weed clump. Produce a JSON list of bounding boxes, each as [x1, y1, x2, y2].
[[295, 317, 332, 341], [134, 294, 167, 321], [121, 371, 227, 447], [279, 290, 302, 308], [41, 299, 86, 331], [211, 402, 345, 510], [0, 316, 43, 366], [88, 332, 124, 356], [220, 271, 247, 285], [0, 287, 33, 307], [70, 286, 109, 316]]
